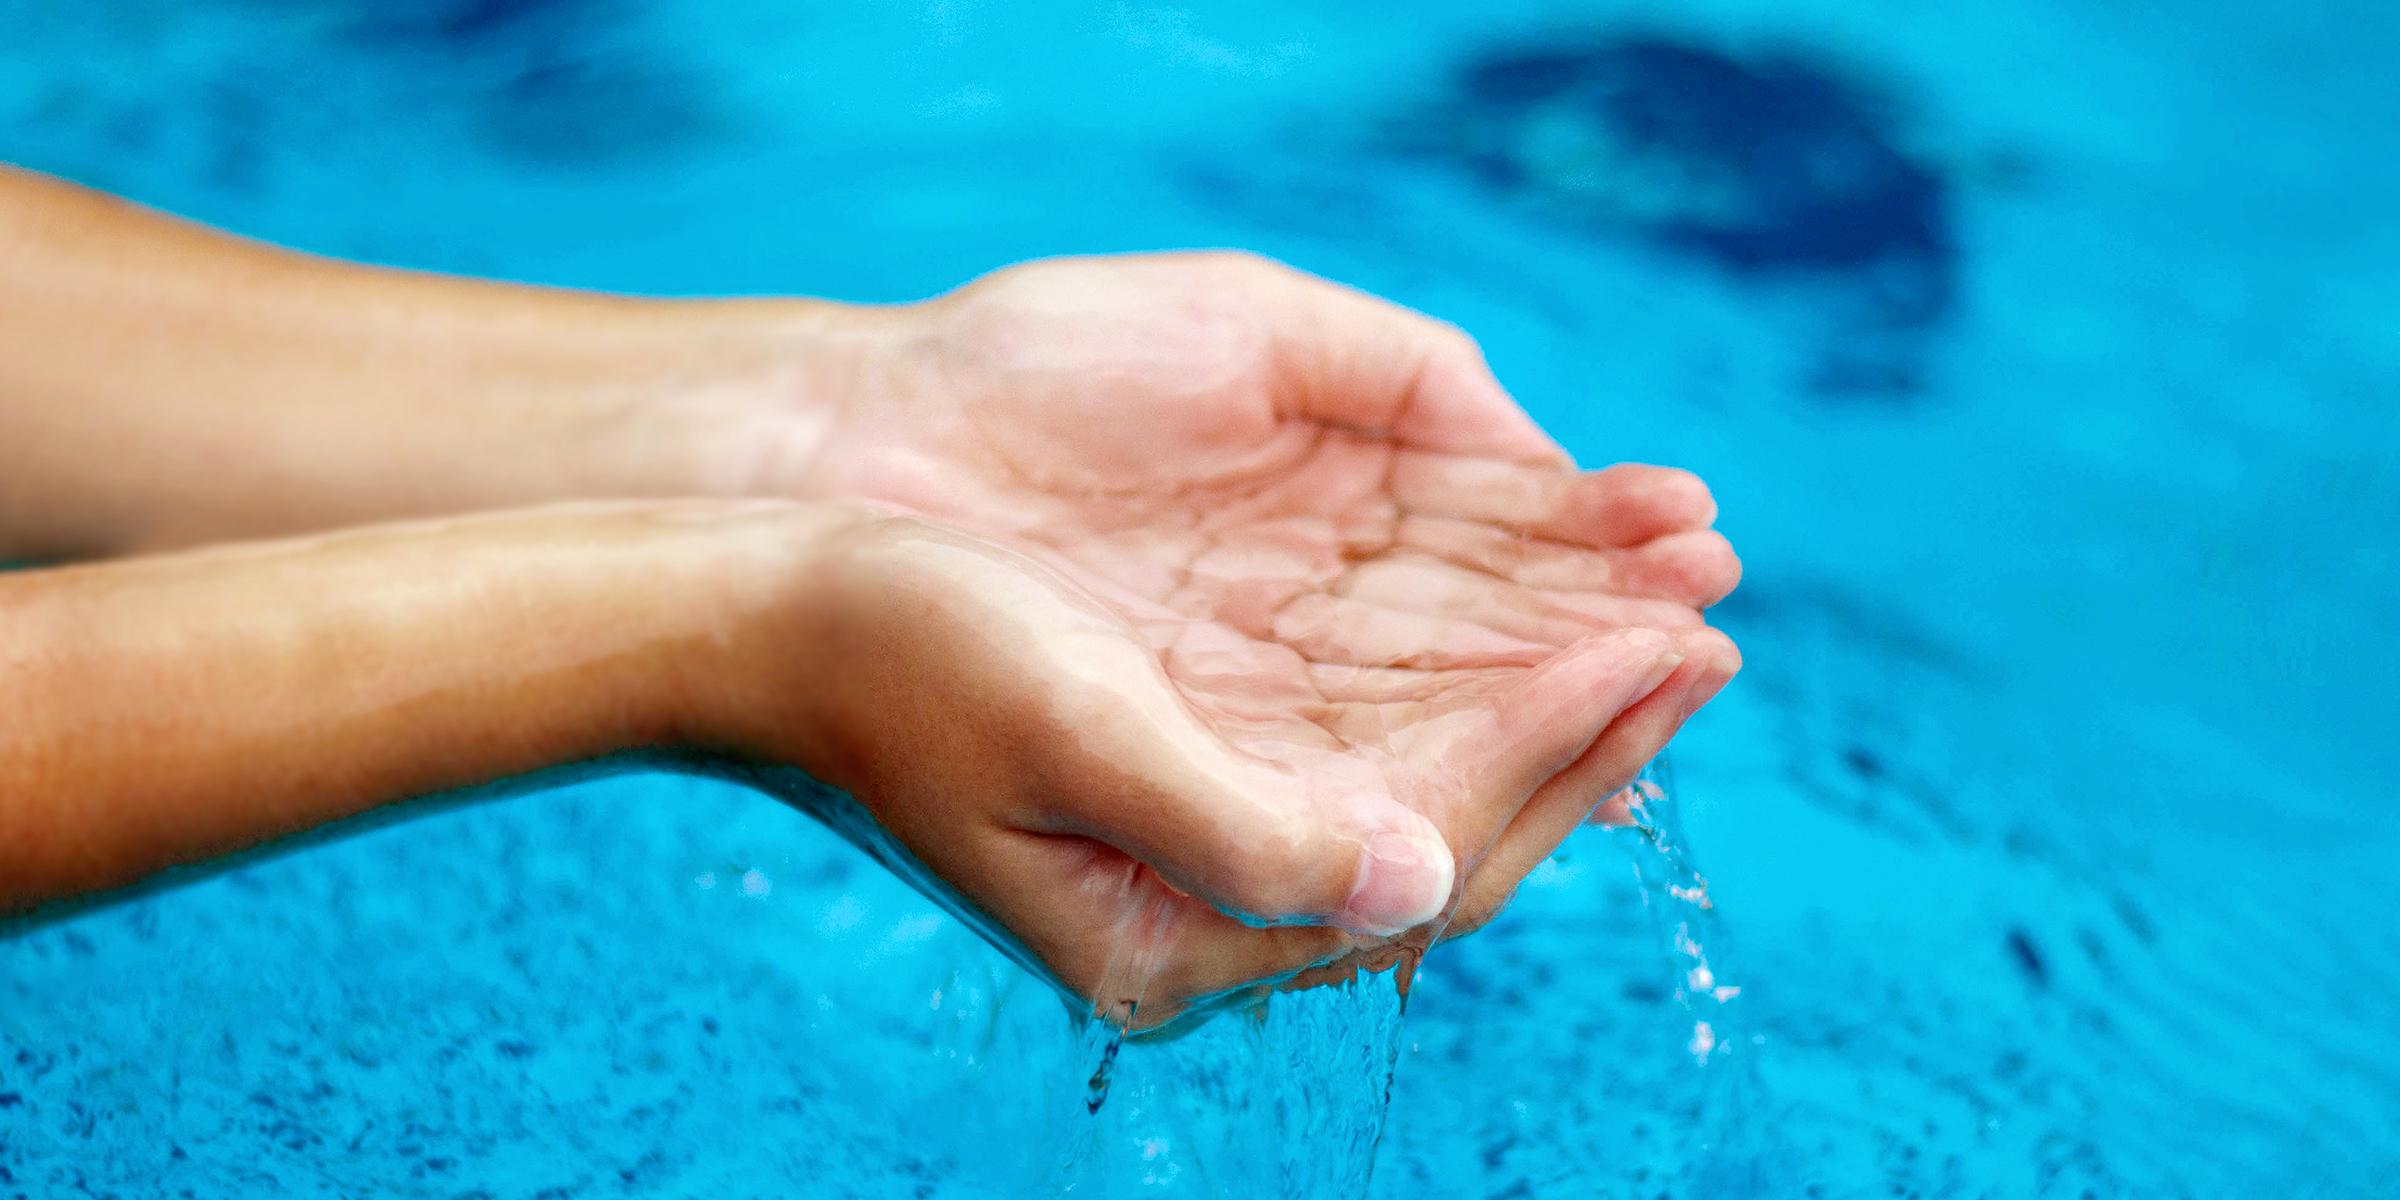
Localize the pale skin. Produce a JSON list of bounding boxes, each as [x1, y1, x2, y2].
[[0, 165, 1740, 1029]]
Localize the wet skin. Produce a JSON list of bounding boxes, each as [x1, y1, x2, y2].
[[0, 166, 1739, 1029]]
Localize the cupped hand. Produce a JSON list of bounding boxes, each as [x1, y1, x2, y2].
[[745, 253, 1742, 1021], [710, 505, 1724, 1032]]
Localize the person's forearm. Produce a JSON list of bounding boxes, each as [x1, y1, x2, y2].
[[0, 164, 870, 559], [0, 499, 840, 910]]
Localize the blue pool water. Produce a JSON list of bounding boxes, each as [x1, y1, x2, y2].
[[4, 1, 2397, 1195]]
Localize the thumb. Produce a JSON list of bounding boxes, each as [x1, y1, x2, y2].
[[1033, 711, 1459, 938], [1144, 763, 1460, 940]]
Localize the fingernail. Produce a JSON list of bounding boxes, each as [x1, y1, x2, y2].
[[1594, 636, 1684, 716], [1342, 829, 1455, 937], [1636, 648, 1686, 699], [1679, 672, 1729, 720]]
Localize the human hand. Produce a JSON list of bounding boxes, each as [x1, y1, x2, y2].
[[695, 503, 1728, 1031], [723, 254, 1740, 1014], [787, 256, 1735, 889]]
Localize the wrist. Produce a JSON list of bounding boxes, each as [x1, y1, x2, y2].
[[642, 497, 882, 769], [594, 297, 901, 504]]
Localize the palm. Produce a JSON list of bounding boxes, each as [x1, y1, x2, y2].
[[786, 254, 1739, 1011], [937, 430, 1689, 818]]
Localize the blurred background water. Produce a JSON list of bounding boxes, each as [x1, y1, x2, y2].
[[3, 1, 2396, 1195]]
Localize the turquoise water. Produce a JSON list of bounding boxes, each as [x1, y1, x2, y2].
[[4, 1, 2397, 1195]]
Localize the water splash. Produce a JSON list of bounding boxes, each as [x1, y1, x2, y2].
[[1082, 1016, 1130, 1115], [1035, 757, 1749, 1198], [1613, 755, 1761, 1183], [713, 752, 1749, 1194], [1082, 860, 1190, 1113], [1053, 964, 1408, 1198]]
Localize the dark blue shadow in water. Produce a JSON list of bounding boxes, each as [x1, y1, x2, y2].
[[1407, 32, 1957, 399], [335, 0, 717, 166]]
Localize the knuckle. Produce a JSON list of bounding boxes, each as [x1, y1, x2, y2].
[[1433, 318, 1485, 358], [1401, 315, 1486, 373]]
